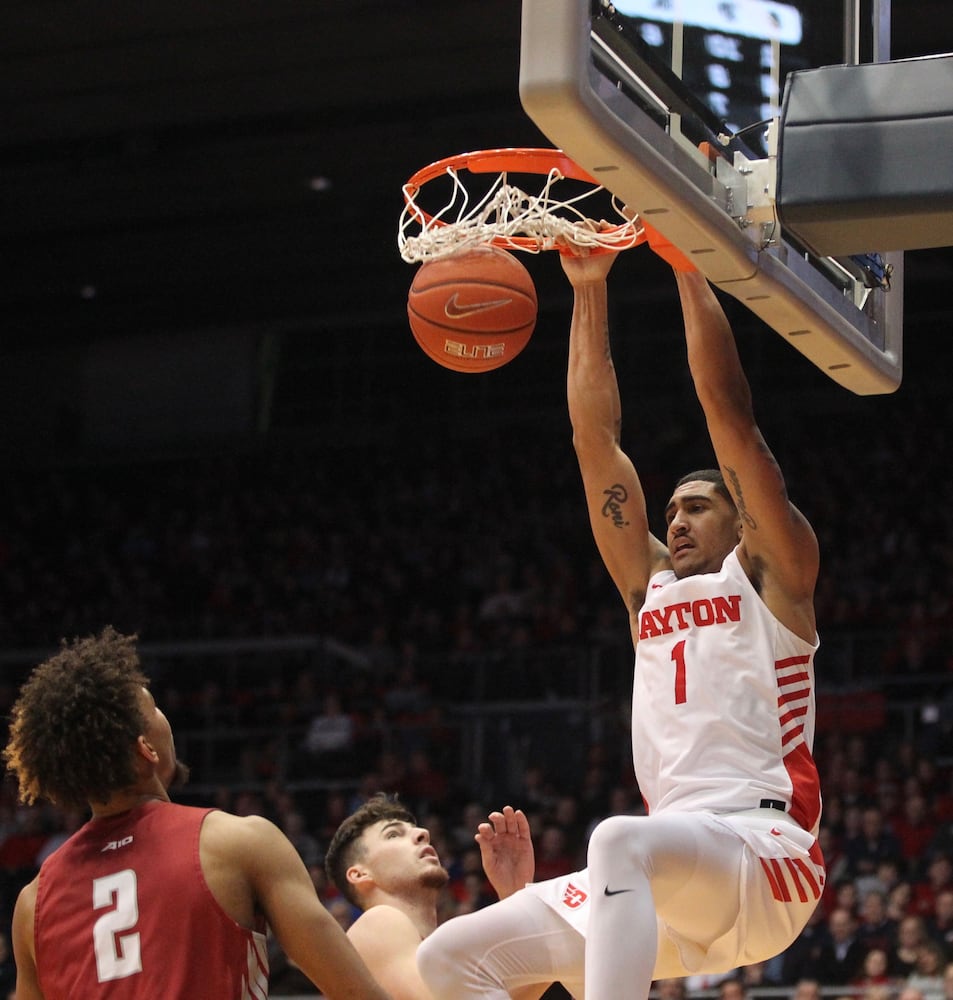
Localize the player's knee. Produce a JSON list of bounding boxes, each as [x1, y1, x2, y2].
[[587, 814, 636, 867]]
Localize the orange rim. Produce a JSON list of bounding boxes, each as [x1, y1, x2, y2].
[[404, 147, 601, 189], [402, 147, 637, 253]]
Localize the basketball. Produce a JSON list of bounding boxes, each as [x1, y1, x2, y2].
[[407, 245, 538, 373]]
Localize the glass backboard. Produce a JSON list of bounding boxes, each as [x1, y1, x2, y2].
[[519, 0, 903, 394]]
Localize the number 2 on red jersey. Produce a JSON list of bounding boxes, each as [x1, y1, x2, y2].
[[93, 869, 142, 983]]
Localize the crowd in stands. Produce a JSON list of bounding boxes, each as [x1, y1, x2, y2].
[[0, 378, 950, 679], [1, 347, 952, 996]]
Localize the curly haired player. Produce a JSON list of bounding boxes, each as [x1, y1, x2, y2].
[[4, 627, 391, 1000]]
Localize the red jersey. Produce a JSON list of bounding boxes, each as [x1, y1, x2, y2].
[[35, 801, 269, 998]]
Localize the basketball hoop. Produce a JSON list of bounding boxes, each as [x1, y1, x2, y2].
[[398, 147, 645, 262]]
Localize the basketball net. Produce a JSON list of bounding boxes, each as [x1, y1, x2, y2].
[[399, 148, 645, 262]]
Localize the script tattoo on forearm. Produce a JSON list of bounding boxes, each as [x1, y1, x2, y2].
[[724, 465, 757, 530], [601, 484, 630, 528]]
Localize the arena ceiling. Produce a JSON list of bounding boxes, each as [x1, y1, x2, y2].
[[2, 2, 952, 355]]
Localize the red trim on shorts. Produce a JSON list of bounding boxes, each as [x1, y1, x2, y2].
[[784, 858, 810, 902], [760, 858, 785, 901], [789, 857, 822, 900]]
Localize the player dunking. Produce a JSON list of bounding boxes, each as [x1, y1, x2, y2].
[[416, 240, 825, 999], [3, 627, 391, 1000]]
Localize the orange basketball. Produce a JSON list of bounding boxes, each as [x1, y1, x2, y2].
[[407, 245, 538, 373]]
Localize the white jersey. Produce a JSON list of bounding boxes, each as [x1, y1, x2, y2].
[[633, 546, 821, 835], [418, 547, 826, 1000]]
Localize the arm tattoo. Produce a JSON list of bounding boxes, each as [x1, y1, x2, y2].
[[601, 484, 630, 528], [725, 450, 789, 532], [724, 465, 757, 530]]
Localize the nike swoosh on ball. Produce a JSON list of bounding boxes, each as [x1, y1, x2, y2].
[[443, 292, 513, 318]]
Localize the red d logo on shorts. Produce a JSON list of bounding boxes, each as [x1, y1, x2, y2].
[[562, 883, 588, 909]]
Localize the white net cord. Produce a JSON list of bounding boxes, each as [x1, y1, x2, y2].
[[399, 166, 642, 262]]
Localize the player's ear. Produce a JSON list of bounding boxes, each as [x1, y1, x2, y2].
[[135, 735, 159, 764], [346, 864, 372, 888]]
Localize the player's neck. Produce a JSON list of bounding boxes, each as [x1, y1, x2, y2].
[[374, 887, 440, 940], [89, 785, 171, 819]]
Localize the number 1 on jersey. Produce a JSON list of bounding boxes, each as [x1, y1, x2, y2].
[[671, 639, 687, 704]]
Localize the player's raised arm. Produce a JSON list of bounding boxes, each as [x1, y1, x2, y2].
[[232, 813, 392, 1000], [562, 249, 669, 619], [673, 268, 818, 639]]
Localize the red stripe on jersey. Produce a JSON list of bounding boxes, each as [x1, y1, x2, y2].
[[779, 704, 808, 727], [776, 654, 811, 670], [784, 741, 822, 833], [777, 672, 810, 690], [778, 688, 808, 707], [241, 932, 269, 1000], [777, 675, 810, 691], [781, 725, 804, 747]]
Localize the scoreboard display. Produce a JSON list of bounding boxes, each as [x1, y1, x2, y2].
[[594, 0, 843, 156]]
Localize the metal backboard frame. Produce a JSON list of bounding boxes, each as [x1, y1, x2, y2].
[[519, 0, 903, 395]]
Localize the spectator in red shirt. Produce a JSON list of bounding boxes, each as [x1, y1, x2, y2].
[[896, 793, 939, 874], [913, 854, 953, 919]]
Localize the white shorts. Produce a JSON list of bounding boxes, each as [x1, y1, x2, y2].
[[523, 808, 823, 975]]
